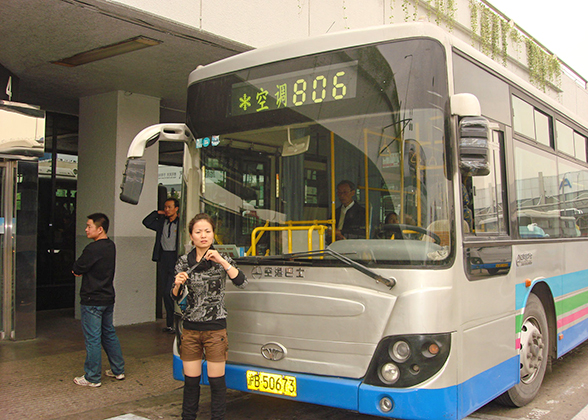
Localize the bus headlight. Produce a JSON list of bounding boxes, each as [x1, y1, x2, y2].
[[390, 340, 411, 363], [364, 333, 451, 388], [379, 363, 400, 384]]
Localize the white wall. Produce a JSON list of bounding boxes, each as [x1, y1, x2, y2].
[[77, 91, 160, 325]]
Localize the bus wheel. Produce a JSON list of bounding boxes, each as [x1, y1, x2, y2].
[[496, 293, 549, 407]]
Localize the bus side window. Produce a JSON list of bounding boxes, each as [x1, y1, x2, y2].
[[468, 130, 507, 235]]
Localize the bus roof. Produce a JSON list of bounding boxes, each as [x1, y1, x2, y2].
[[188, 22, 450, 84]]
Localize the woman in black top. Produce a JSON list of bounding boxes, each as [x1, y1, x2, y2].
[[172, 213, 247, 420]]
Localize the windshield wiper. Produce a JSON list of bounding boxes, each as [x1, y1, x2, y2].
[[266, 248, 396, 289]]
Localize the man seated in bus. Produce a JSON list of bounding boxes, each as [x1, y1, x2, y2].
[[330, 180, 366, 241]]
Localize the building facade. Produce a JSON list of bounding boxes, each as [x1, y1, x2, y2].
[[1, 0, 586, 339]]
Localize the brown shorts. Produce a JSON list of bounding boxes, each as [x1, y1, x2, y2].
[[180, 329, 228, 363]]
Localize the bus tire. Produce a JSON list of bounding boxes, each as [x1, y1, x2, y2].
[[496, 293, 549, 407]]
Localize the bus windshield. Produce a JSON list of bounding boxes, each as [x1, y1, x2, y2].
[[186, 38, 451, 266]]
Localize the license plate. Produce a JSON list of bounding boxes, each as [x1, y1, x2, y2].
[[246, 370, 297, 397]]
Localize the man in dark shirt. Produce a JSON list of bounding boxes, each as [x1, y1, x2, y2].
[[72, 213, 125, 387], [333, 180, 366, 240], [142, 198, 180, 333]]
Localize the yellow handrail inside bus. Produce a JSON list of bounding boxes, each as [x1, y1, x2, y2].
[[245, 220, 270, 256], [249, 220, 333, 256]]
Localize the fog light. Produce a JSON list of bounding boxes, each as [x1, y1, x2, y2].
[[380, 363, 400, 384], [379, 396, 393, 413]]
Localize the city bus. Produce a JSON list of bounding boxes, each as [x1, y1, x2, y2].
[[120, 22, 588, 420]]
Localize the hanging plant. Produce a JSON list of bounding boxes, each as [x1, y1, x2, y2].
[[509, 25, 521, 57], [389, 0, 395, 23], [526, 38, 546, 91], [426, 0, 433, 22], [435, 0, 443, 25], [500, 19, 509, 66], [343, 0, 349, 29], [490, 13, 500, 60], [469, 0, 479, 46], [479, 5, 491, 56], [447, 0, 457, 31], [548, 55, 561, 87], [413, 0, 420, 21], [402, 0, 410, 21], [467, 0, 561, 91]]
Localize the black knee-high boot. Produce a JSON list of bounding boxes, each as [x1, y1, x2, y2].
[[209, 375, 226, 420], [182, 375, 201, 420]]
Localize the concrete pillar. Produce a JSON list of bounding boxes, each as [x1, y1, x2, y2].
[[76, 91, 160, 325]]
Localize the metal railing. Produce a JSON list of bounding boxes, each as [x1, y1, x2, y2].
[[248, 220, 335, 256]]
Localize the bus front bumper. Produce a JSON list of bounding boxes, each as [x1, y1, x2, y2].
[[173, 353, 460, 419]]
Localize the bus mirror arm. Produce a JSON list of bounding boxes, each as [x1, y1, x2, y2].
[[127, 123, 195, 158], [121, 123, 195, 204], [276, 249, 396, 289]]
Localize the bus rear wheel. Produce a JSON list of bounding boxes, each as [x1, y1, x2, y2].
[[496, 293, 549, 407]]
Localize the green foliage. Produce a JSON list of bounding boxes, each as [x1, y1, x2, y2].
[[479, 5, 491, 55], [509, 26, 521, 56], [468, 0, 561, 91], [403, 0, 410, 22], [446, 0, 456, 30], [389, 0, 394, 23], [469, 0, 478, 46], [398, 0, 455, 30], [435, 0, 443, 25], [500, 19, 509, 66]]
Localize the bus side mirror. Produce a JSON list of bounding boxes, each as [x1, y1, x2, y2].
[[120, 158, 146, 204], [458, 116, 490, 176]]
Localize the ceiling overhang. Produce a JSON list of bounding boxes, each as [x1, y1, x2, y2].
[[0, 0, 252, 118]]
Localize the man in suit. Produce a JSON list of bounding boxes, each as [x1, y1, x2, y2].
[[333, 180, 366, 240], [142, 198, 179, 333]]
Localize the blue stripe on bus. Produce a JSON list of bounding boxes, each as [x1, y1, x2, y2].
[[224, 363, 360, 411], [515, 269, 588, 311], [357, 356, 518, 419], [174, 354, 358, 410], [557, 315, 588, 357], [174, 354, 519, 420]]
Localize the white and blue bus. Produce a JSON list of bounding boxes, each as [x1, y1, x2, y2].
[[121, 22, 588, 420]]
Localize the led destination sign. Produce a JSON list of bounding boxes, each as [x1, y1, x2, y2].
[[230, 61, 358, 116]]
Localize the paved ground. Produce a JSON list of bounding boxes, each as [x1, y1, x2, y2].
[[0, 309, 196, 420], [5, 309, 588, 420]]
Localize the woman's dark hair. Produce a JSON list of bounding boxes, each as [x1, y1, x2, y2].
[[188, 213, 216, 234], [385, 211, 398, 224]]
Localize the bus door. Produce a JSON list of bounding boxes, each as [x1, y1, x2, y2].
[[463, 125, 512, 277]]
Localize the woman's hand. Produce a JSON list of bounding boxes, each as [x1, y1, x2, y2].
[[205, 249, 234, 273], [172, 271, 188, 296], [174, 271, 188, 287], [204, 249, 226, 264]]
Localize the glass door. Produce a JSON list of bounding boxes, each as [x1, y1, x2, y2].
[[0, 162, 15, 339]]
